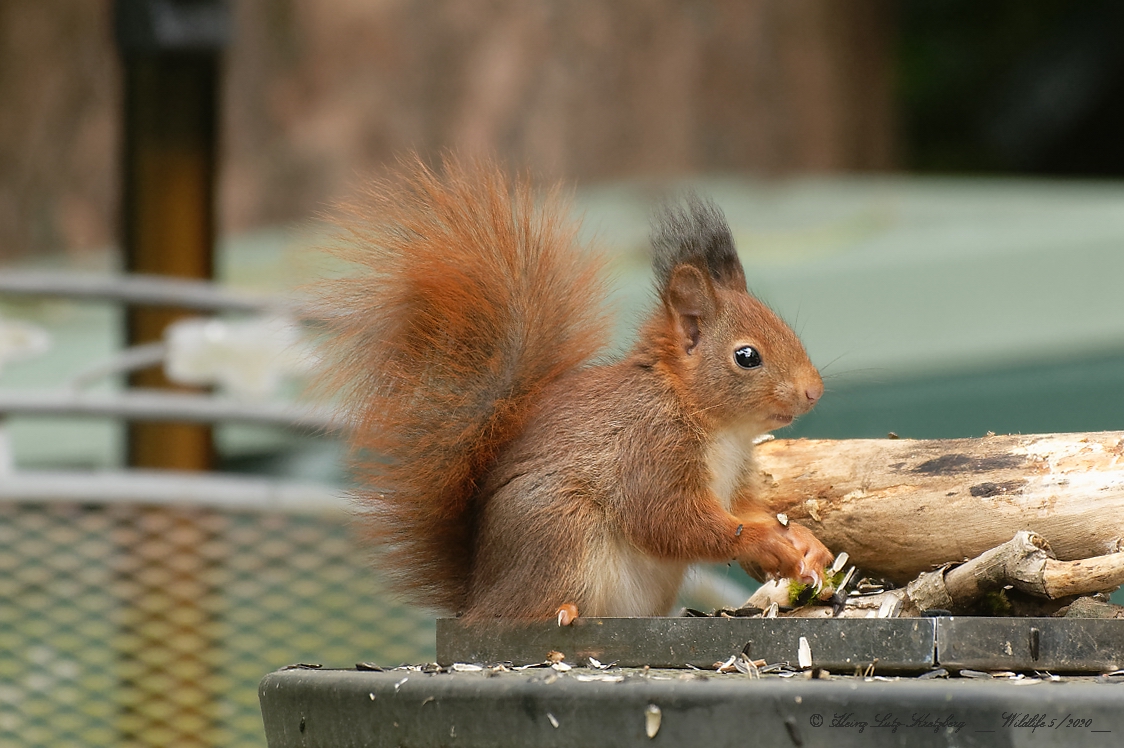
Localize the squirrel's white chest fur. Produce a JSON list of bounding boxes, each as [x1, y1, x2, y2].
[[585, 536, 687, 616], [704, 423, 761, 511], [580, 425, 761, 616]]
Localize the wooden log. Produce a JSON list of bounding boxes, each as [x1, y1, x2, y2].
[[752, 432, 1124, 584]]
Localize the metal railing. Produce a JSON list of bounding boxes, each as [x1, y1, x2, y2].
[[0, 272, 433, 748]]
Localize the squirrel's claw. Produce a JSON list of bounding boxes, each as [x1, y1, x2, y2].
[[798, 562, 822, 590], [556, 603, 579, 627]]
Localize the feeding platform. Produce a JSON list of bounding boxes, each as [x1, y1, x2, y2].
[[259, 615, 1124, 747]]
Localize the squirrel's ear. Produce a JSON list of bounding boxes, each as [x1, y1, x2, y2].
[[666, 264, 716, 355]]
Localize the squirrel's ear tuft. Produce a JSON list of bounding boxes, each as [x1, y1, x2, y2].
[[651, 194, 746, 292]]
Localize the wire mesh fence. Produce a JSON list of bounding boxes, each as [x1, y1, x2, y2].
[[0, 496, 435, 748]]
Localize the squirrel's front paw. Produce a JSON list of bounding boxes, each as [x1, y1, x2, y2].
[[737, 519, 833, 586], [736, 529, 807, 583], [783, 523, 833, 585]]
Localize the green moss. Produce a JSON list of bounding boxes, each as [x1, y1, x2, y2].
[[787, 565, 841, 607], [979, 590, 1012, 616]]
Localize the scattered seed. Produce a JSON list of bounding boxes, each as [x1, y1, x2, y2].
[[917, 668, 948, 680], [714, 655, 737, 673], [574, 673, 624, 683], [797, 637, 812, 670], [451, 663, 482, 672], [645, 704, 662, 738], [734, 654, 760, 678]]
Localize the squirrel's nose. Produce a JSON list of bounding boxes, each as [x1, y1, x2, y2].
[[804, 380, 823, 405]]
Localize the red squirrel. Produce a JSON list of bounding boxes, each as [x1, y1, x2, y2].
[[319, 155, 833, 624]]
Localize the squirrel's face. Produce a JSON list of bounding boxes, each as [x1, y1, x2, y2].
[[694, 289, 823, 434], [664, 263, 822, 434]]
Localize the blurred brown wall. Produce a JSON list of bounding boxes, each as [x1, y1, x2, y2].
[[0, 0, 895, 261], [0, 1, 119, 261]]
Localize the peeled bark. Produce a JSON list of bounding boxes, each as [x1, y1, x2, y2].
[[752, 432, 1124, 584]]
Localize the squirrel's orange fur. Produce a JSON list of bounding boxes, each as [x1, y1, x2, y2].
[[318, 154, 832, 621]]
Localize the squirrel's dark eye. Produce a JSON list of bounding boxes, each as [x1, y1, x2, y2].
[[734, 346, 762, 369]]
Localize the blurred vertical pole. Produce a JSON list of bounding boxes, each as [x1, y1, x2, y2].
[[117, 0, 228, 470], [114, 3, 229, 747]]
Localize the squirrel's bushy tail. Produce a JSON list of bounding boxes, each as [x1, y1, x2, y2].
[[316, 154, 611, 613]]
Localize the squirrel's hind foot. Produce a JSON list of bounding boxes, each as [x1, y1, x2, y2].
[[556, 603, 579, 626]]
